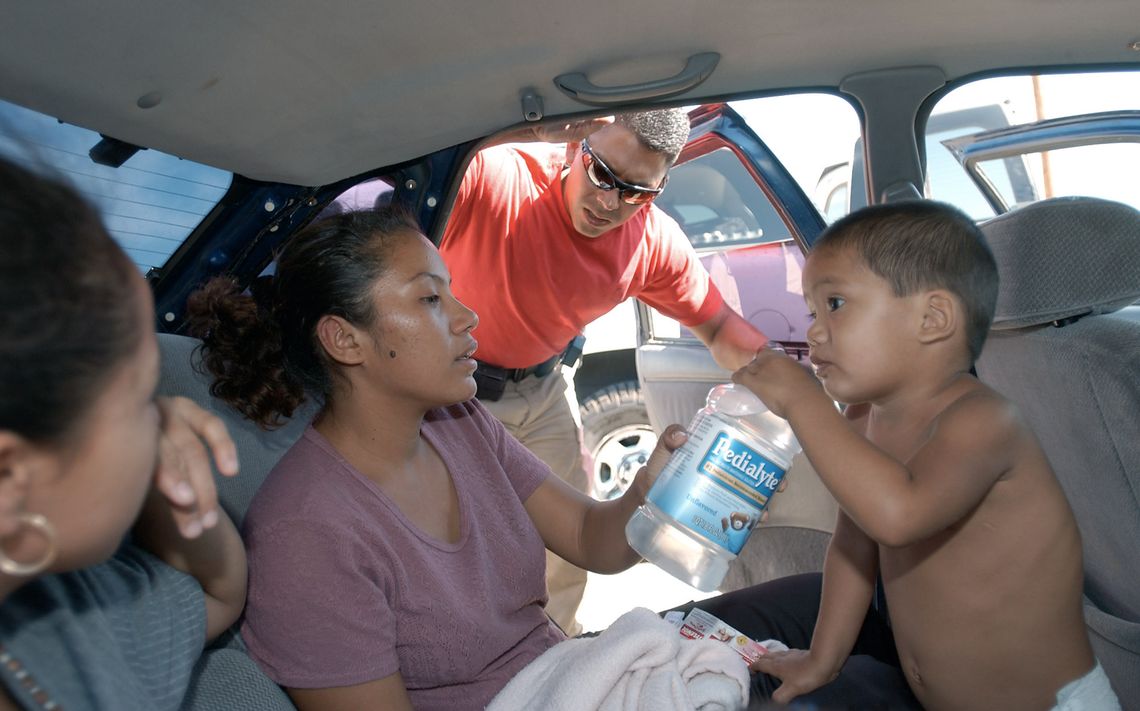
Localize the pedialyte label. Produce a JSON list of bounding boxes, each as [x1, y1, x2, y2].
[[647, 414, 786, 554]]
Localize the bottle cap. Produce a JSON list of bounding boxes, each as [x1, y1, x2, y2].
[[708, 383, 767, 417]]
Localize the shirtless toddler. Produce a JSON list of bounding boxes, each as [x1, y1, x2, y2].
[[732, 201, 1118, 710]]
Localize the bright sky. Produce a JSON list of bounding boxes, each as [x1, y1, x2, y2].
[[730, 93, 860, 196], [727, 70, 1140, 210]]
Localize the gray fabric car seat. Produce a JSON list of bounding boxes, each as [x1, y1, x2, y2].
[[975, 197, 1140, 706], [158, 333, 318, 711], [157, 333, 318, 529]]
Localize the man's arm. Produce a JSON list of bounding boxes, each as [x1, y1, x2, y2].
[[689, 300, 770, 371], [522, 426, 688, 574], [481, 117, 613, 149]]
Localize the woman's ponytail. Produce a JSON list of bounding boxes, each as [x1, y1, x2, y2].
[[185, 276, 305, 429]]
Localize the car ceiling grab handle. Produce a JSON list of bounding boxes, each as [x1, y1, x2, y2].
[[553, 52, 720, 106]]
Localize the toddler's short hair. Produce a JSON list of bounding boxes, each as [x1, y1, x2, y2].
[[815, 201, 999, 362]]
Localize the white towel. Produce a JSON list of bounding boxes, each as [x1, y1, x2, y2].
[[487, 607, 749, 711]]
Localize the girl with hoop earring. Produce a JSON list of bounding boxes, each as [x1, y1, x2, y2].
[[0, 157, 247, 710]]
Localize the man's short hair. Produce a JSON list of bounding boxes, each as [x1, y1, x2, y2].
[[815, 200, 999, 363], [614, 109, 691, 164]]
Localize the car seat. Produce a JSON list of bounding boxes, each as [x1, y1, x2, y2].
[[158, 333, 318, 711], [975, 197, 1140, 706]]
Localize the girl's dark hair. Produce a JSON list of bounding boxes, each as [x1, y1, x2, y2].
[[0, 158, 142, 443], [186, 207, 421, 429]]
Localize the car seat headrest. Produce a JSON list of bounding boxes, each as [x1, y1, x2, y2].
[[979, 197, 1140, 330]]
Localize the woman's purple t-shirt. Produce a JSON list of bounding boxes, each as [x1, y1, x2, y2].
[[240, 400, 566, 709]]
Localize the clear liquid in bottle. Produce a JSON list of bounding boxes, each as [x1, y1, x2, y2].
[[625, 383, 801, 591]]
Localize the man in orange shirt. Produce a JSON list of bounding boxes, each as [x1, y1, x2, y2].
[[440, 109, 770, 635]]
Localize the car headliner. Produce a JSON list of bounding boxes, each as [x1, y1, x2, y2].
[[1, 0, 1137, 185]]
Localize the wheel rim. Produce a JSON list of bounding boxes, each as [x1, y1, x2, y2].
[[589, 423, 658, 500]]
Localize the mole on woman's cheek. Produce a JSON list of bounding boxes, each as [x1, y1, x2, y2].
[[389, 350, 397, 358]]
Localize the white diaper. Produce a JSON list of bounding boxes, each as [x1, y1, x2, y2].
[[1052, 662, 1121, 711]]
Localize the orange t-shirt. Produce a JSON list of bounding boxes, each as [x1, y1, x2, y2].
[[439, 144, 723, 368]]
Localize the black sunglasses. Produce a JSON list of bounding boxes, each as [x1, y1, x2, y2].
[[580, 138, 667, 206]]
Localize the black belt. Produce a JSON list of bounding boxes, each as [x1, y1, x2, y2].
[[473, 335, 585, 401], [476, 352, 563, 384]]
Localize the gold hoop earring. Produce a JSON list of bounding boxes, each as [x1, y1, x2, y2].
[[0, 513, 57, 577]]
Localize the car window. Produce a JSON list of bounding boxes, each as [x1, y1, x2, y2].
[[255, 177, 398, 279], [318, 177, 396, 218], [974, 141, 1140, 211], [0, 99, 232, 274], [928, 70, 1140, 213], [645, 94, 856, 349], [925, 122, 1014, 219], [822, 183, 848, 222], [656, 147, 781, 249], [647, 241, 809, 350], [729, 93, 861, 222]]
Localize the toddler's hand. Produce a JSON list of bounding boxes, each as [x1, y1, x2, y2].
[[151, 396, 239, 538], [750, 648, 837, 704], [732, 346, 820, 418]]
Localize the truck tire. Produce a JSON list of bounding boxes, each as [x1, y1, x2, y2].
[[579, 381, 658, 501]]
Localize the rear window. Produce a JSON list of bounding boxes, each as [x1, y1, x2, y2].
[[0, 100, 232, 273]]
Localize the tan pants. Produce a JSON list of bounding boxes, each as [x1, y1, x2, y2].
[[479, 366, 588, 637]]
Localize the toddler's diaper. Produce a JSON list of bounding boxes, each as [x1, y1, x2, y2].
[[1052, 661, 1120, 711]]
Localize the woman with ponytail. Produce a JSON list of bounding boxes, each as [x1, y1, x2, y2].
[[187, 207, 689, 710]]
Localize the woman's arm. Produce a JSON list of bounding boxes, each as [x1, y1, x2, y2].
[[523, 426, 688, 574], [287, 673, 414, 711]]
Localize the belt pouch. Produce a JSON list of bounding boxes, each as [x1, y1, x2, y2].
[[474, 364, 508, 402]]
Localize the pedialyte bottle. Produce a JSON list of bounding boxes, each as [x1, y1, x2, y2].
[[625, 383, 801, 591]]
